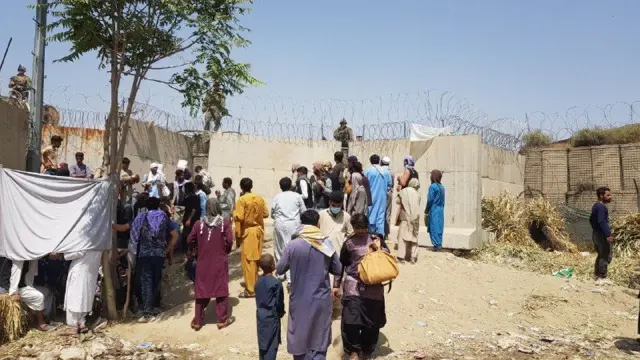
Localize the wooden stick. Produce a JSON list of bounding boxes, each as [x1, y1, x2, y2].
[[121, 259, 132, 319]]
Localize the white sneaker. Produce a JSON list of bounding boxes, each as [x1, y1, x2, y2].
[[596, 278, 613, 286]]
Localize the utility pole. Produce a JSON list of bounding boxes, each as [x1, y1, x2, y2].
[[26, 0, 47, 173]]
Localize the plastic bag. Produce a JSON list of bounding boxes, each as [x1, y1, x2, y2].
[[552, 266, 574, 278]]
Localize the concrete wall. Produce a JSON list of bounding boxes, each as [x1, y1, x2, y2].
[[0, 100, 29, 171], [524, 145, 640, 215], [207, 133, 524, 249], [480, 144, 525, 197], [206, 134, 341, 205], [42, 119, 192, 181]]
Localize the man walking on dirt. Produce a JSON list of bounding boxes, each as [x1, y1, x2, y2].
[[590, 186, 613, 282]]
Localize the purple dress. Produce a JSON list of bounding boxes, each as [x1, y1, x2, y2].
[[187, 219, 233, 298], [276, 237, 342, 357]]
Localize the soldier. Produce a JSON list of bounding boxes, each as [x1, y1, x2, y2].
[[333, 118, 355, 157], [202, 81, 226, 132], [9, 65, 32, 101]]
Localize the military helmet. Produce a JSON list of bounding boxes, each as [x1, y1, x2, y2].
[[17, 65, 26, 72]]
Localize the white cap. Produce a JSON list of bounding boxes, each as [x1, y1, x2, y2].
[[381, 156, 391, 165]]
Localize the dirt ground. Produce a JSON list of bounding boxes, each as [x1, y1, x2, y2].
[[99, 239, 640, 359]]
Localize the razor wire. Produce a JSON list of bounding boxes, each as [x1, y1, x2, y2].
[[46, 91, 523, 150]]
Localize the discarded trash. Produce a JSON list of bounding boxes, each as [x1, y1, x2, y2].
[[585, 349, 595, 357], [518, 347, 534, 354], [415, 320, 427, 327], [552, 266, 574, 278], [137, 342, 153, 350]]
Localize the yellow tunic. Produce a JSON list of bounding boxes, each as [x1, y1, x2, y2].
[[233, 192, 269, 294]]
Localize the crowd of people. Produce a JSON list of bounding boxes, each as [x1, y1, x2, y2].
[[0, 134, 457, 358]]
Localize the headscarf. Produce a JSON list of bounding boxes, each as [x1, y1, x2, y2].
[[431, 169, 443, 183], [350, 170, 373, 206], [150, 162, 159, 169], [200, 198, 224, 242], [408, 177, 420, 190], [202, 197, 224, 228], [313, 161, 333, 177], [295, 225, 335, 257], [313, 161, 325, 176], [404, 155, 415, 169]]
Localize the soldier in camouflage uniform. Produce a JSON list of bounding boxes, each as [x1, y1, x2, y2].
[[333, 118, 354, 157], [9, 65, 32, 102], [202, 81, 226, 132]]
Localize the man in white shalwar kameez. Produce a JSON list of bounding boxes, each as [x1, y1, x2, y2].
[[9, 260, 55, 331], [63, 250, 102, 333], [270, 177, 306, 287]]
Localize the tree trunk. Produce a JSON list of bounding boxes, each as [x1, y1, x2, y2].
[[101, 2, 123, 321]]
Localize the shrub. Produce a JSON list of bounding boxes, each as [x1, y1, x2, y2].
[[571, 124, 640, 147], [520, 130, 553, 153]]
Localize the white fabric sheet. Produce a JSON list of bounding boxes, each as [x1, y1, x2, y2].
[[409, 124, 452, 141], [0, 168, 114, 261]]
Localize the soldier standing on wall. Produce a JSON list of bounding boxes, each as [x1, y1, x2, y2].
[[9, 65, 32, 102], [202, 81, 226, 132], [333, 118, 354, 158]]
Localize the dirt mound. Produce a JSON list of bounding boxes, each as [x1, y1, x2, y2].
[[100, 239, 640, 359]]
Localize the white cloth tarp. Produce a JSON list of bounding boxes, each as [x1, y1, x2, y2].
[[409, 124, 452, 141], [0, 168, 114, 261]]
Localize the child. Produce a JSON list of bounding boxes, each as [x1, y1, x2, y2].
[[255, 254, 285, 360]]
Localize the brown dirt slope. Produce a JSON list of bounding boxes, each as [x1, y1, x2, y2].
[[104, 240, 640, 359]]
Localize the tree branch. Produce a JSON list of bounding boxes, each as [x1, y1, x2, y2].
[[148, 61, 193, 70]]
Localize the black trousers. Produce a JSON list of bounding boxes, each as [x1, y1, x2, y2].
[[341, 323, 380, 355], [138, 256, 164, 316], [592, 232, 612, 278], [258, 345, 278, 360]]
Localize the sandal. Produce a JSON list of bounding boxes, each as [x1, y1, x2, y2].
[[190, 319, 202, 331], [238, 291, 255, 299], [216, 316, 236, 330], [38, 324, 56, 332]]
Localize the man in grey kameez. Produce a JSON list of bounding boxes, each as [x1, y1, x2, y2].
[[271, 177, 306, 285], [276, 210, 342, 360]]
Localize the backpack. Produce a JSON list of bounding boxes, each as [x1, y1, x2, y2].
[[358, 239, 399, 291]]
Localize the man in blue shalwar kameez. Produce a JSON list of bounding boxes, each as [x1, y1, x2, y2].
[[365, 154, 393, 237], [426, 169, 445, 249]]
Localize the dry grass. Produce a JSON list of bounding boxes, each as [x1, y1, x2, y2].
[[571, 124, 640, 147], [0, 295, 28, 345], [481, 192, 576, 252], [468, 242, 640, 288], [612, 213, 640, 258], [481, 193, 531, 246], [520, 130, 553, 154], [477, 192, 640, 288], [527, 197, 577, 253]]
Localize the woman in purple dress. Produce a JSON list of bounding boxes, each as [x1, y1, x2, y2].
[[333, 213, 388, 360], [187, 198, 235, 330]]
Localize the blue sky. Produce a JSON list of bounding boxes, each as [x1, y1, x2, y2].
[[0, 0, 638, 137]]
